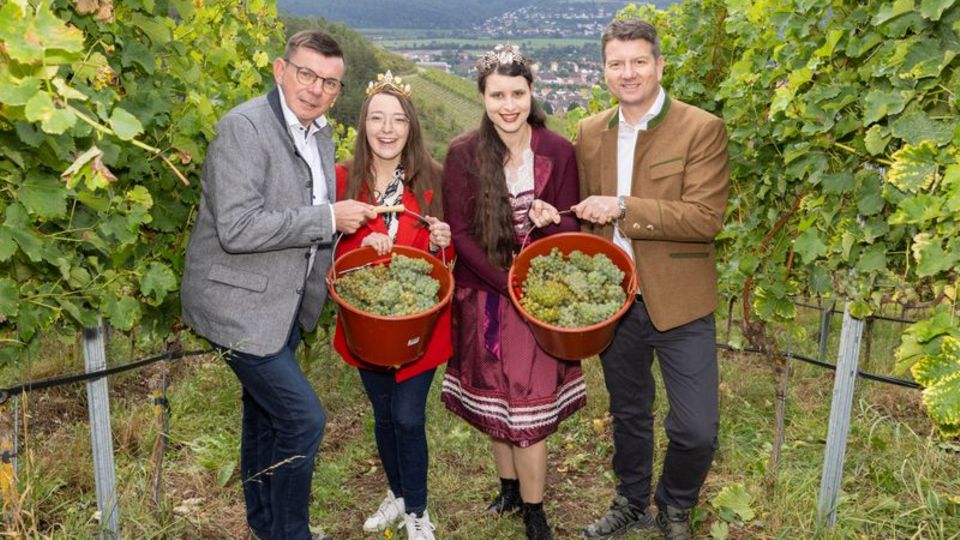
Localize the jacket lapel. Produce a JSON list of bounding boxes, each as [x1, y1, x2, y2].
[[318, 124, 336, 204], [533, 155, 553, 198], [266, 88, 287, 133], [600, 111, 619, 198], [529, 128, 553, 197], [267, 88, 321, 206]]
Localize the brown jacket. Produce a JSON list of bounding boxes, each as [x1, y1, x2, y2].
[[574, 96, 729, 332]]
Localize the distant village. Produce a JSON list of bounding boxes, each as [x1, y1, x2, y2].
[[375, 3, 622, 112]]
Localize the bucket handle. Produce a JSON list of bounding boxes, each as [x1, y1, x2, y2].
[[327, 232, 396, 288], [327, 231, 344, 288], [402, 208, 448, 267], [517, 208, 575, 253], [327, 206, 449, 289]]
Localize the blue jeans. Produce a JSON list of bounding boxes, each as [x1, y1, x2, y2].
[[222, 326, 326, 540], [359, 368, 436, 515]]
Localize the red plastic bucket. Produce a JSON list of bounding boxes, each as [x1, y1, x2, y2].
[[327, 245, 454, 367], [508, 232, 637, 360]]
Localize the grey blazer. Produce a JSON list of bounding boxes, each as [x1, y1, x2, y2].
[[181, 88, 336, 356]]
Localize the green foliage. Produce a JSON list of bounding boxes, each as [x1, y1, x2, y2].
[[334, 253, 440, 316], [520, 248, 626, 328], [563, 0, 960, 435], [895, 304, 960, 436], [0, 1, 350, 360], [711, 484, 756, 522]]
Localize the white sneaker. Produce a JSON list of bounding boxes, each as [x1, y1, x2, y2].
[[404, 510, 436, 540], [363, 490, 406, 532]]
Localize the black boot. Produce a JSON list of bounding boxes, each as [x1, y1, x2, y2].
[[655, 505, 692, 540], [486, 477, 521, 515], [522, 502, 554, 540]]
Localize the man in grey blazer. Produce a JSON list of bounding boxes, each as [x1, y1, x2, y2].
[[181, 30, 375, 540]]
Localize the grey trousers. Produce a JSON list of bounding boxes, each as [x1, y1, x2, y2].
[[600, 297, 719, 510]]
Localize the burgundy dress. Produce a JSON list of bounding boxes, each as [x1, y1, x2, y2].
[[440, 128, 586, 447]]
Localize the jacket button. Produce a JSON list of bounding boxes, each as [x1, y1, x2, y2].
[[632, 223, 641, 230], [305, 181, 312, 188], [296, 287, 303, 295], [304, 251, 311, 259], [645, 224, 654, 231]]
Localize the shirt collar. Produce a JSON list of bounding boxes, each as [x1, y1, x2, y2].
[[277, 87, 327, 137], [618, 86, 666, 130]]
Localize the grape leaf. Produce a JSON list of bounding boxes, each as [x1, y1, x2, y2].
[[109, 107, 144, 140]]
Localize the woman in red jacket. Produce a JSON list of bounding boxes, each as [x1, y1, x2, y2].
[[333, 72, 452, 540]]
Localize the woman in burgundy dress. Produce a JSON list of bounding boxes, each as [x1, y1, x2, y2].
[[440, 44, 584, 540]]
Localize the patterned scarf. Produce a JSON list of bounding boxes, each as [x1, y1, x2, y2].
[[375, 164, 405, 241]]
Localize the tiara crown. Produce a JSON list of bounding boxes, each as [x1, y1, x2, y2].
[[477, 44, 526, 74], [365, 70, 412, 98]]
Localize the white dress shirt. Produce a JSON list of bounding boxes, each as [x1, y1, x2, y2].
[[614, 86, 666, 259], [277, 90, 336, 275]]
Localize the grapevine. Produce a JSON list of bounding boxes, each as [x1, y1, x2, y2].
[[520, 248, 626, 328], [335, 254, 440, 316], [587, 0, 960, 435]]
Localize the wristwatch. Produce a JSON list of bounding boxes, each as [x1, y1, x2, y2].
[[616, 195, 627, 221]]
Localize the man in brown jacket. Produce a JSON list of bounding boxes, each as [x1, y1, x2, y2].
[[573, 18, 729, 540]]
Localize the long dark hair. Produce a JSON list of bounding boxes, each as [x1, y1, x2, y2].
[[471, 60, 547, 269], [346, 88, 442, 220]]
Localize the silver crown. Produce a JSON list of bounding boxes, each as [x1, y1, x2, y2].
[[477, 44, 526, 74]]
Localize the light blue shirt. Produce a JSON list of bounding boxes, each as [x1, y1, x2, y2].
[[615, 86, 666, 259], [277, 89, 336, 274]]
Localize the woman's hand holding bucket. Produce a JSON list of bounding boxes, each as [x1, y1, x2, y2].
[[528, 199, 567, 228], [361, 232, 393, 255], [424, 216, 451, 251]]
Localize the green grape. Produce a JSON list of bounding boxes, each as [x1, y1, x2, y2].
[[520, 248, 626, 328], [336, 254, 441, 316]]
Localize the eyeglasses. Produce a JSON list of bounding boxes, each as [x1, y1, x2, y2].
[[285, 59, 344, 94]]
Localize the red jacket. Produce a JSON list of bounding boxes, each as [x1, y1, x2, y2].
[[333, 164, 453, 382]]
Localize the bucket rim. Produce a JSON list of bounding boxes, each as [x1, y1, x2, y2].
[[327, 244, 454, 321], [507, 232, 637, 333]]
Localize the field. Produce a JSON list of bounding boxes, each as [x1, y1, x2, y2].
[[358, 30, 595, 49], [4, 306, 959, 539]]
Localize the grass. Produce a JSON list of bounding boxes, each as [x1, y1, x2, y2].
[[2, 308, 959, 538]]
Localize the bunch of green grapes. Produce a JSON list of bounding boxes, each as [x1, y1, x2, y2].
[[521, 248, 626, 328], [336, 254, 440, 316]]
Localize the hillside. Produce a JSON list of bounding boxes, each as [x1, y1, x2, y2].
[[277, 0, 679, 30], [406, 70, 484, 158], [278, 0, 529, 28], [280, 16, 487, 158]]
